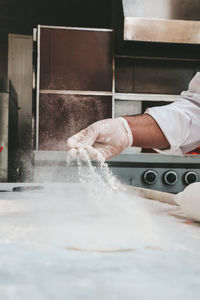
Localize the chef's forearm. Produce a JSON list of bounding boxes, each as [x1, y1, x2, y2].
[[123, 114, 170, 149]]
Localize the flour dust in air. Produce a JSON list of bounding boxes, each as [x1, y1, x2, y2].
[[67, 148, 121, 201]]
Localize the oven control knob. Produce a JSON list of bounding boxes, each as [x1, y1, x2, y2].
[[184, 171, 198, 185], [143, 170, 158, 185], [164, 171, 178, 185]]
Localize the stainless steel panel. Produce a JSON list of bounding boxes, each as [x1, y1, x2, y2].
[[32, 151, 200, 193], [39, 94, 112, 151], [123, 0, 200, 20], [123, 0, 200, 43]]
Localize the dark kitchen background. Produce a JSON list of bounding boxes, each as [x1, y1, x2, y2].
[[0, 0, 113, 78]]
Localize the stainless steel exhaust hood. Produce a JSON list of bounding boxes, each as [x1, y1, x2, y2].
[[123, 0, 200, 44]]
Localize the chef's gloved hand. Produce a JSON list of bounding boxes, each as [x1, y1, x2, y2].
[[67, 117, 133, 162]]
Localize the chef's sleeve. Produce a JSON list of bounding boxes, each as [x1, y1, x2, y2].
[[145, 72, 200, 155]]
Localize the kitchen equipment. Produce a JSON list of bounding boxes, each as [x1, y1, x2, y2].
[[122, 0, 200, 43], [0, 78, 19, 182]]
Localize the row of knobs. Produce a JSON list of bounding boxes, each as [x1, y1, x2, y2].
[[143, 170, 198, 185]]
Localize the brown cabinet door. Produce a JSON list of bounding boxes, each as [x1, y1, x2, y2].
[[37, 26, 113, 150]]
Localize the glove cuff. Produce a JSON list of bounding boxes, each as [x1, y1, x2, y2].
[[118, 117, 133, 147]]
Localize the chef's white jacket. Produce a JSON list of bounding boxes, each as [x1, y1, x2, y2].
[[145, 72, 200, 155]]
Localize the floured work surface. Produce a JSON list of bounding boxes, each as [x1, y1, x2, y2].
[[0, 182, 200, 300]]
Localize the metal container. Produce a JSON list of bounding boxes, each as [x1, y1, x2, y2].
[[0, 79, 18, 182]]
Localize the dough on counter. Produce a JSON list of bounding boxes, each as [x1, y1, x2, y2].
[[175, 182, 200, 222]]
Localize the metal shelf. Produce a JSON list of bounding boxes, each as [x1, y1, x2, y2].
[[115, 93, 178, 102]]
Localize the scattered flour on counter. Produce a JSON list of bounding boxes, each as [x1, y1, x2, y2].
[[0, 154, 200, 299], [65, 149, 166, 249], [0, 150, 187, 252]]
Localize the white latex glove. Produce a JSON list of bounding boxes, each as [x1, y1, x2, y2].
[[67, 118, 133, 162]]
